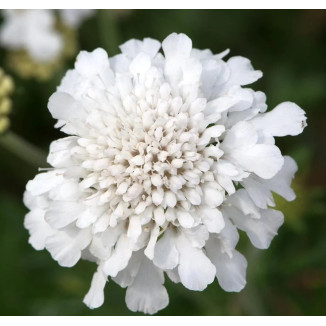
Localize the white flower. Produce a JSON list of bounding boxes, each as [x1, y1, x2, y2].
[[24, 33, 307, 314], [59, 9, 96, 28], [0, 9, 63, 62]]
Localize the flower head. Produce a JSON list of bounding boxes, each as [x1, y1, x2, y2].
[[24, 33, 307, 314], [0, 9, 92, 80], [0, 9, 63, 63]]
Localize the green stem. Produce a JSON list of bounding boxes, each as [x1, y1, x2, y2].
[[0, 131, 47, 168], [98, 9, 122, 56]]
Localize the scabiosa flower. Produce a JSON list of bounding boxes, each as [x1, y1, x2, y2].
[[0, 10, 63, 62], [0, 9, 93, 81], [24, 33, 307, 314]]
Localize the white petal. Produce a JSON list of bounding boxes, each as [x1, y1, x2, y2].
[[165, 191, 177, 208], [48, 180, 80, 201], [153, 206, 165, 226], [26, 171, 64, 196], [227, 189, 261, 219], [153, 228, 179, 270], [24, 209, 55, 250], [198, 125, 225, 146], [125, 183, 143, 200], [203, 186, 224, 208], [227, 56, 262, 86], [89, 225, 122, 260], [45, 226, 91, 267], [206, 237, 247, 292], [184, 188, 201, 206], [176, 232, 215, 291], [127, 215, 142, 243], [241, 156, 297, 208], [48, 92, 87, 129], [206, 86, 253, 116], [228, 206, 284, 249], [216, 160, 241, 177], [176, 210, 195, 228], [182, 225, 209, 248], [129, 53, 151, 75], [221, 121, 257, 151], [75, 48, 109, 77], [83, 267, 107, 309], [89, 233, 112, 261], [92, 212, 110, 234], [47, 137, 77, 168], [119, 37, 161, 59], [217, 174, 236, 195], [126, 255, 169, 315], [152, 188, 164, 206], [251, 102, 307, 137], [241, 176, 275, 209], [162, 33, 192, 59], [23, 191, 48, 211], [201, 207, 225, 233], [181, 57, 202, 84], [263, 155, 298, 201], [200, 57, 230, 100], [226, 86, 254, 112], [103, 234, 133, 277], [76, 206, 105, 229], [231, 144, 284, 179], [218, 215, 240, 250], [166, 268, 180, 284], [44, 201, 83, 229], [144, 225, 160, 260], [113, 250, 142, 288]]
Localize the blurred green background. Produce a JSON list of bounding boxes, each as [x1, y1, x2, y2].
[[0, 9, 325, 316]]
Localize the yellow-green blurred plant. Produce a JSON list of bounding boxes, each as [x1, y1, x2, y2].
[[0, 67, 14, 134], [274, 177, 309, 232]]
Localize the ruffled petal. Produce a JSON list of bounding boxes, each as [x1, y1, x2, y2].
[[24, 209, 55, 250], [153, 228, 179, 270], [103, 234, 133, 277], [251, 102, 307, 137], [227, 56, 262, 86], [75, 48, 109, 77], [162, 33, 192, 59], [45, 226, 92, 267], [113, 250, 143, 288], [222, 121, 284, 179], [47, 137, 78, 168], [26, 171, 65, 197], [206, 237, 247, 292], [227, 206, 284, 249], [126, 254, 169, 315], [83, 267, 107, 309], [231, 144, 284, 179], [242, 155, 298, 209], [200, 207, 225, 233], [262, 155, 297, 201], [176, 232, 215, 291], [241, 176, 275, 209], [44, 201, 83, 229], [227, 189, 261, 219], [120, 37, 161, 59]]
